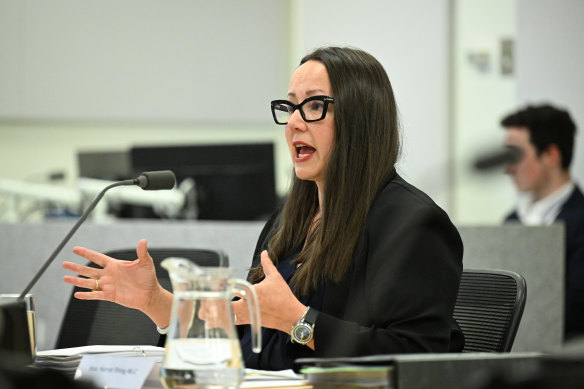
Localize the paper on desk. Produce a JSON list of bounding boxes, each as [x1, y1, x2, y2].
[[245, 369, 302, 380], [241, 369, 309, 388], [35, 345, 165, 380], [37, 345, 165, 357]]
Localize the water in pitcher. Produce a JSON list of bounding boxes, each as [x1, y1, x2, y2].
[[161, 338, 244, 389]]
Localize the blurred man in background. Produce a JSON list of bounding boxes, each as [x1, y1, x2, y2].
[[502, 104, 584, 341]]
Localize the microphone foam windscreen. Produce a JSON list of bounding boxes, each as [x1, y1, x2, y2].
[[139, 170, 176, 190]]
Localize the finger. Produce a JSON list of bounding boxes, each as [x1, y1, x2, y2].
[[136, 239, 153, 264], [62, 261, 101, 279], [73, 291, 105, 301], [260, 250, 277, 277], [63, 275, 100, 291], [232, 300, 248, 325], [72, 246, 108, 268], [198, 303, 209, 321]]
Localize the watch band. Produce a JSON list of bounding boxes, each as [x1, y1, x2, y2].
[[304, 306, 318, 326]]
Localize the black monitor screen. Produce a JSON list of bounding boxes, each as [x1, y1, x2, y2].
[[130, 143, 277, 221], [78, 150, 131, 182]]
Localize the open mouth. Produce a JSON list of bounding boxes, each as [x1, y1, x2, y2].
[[295, 143, 316, 159]]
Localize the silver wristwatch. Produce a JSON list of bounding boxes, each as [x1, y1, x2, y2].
[[291, 307, 317, 345]]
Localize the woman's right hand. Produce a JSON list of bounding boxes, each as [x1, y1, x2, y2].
[[62, 238, 173, 328]]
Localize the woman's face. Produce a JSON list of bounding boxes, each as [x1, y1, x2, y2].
[[285, 60, 335, 189]]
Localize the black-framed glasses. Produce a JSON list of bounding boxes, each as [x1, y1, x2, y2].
[[270, 95, 334, 125]]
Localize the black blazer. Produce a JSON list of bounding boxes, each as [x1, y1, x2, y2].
[[248, 171, 464, 360], [506, 184, 584, 339]]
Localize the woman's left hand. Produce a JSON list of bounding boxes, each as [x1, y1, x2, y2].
[[233, 250, 306, 334]]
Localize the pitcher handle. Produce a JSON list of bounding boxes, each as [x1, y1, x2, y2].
[[233, 279, 262, 353]]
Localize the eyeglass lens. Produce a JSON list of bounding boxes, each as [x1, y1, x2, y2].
[[272, 96, 332, 124]]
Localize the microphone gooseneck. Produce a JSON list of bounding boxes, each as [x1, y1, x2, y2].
[[18, 171, 176, 300]]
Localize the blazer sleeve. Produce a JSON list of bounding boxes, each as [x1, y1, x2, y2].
[[312, 192, 464, 357]]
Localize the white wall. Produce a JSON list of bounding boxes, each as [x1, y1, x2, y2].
[[516, 0, 584, 185], [0, 0, 289, 123], [294, 0, 452, 210], [452, 0, 517, 224]]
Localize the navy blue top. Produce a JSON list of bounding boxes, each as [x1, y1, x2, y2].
[[239, 252, 324, 370]]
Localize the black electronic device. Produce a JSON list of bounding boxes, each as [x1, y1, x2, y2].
[[0, 300, 31, 364], [129, 143, 277, 221], [77, 150, 132, 182]]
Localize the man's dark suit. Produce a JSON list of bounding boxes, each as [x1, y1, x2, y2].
[[506, 185, 584, 340]]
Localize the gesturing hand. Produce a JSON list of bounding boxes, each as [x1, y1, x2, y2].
[[62, 239, 172, 326], [232, 250, 306, 334]]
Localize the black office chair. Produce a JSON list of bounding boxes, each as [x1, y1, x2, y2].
[[56, 248, 227, 349], [453, 268, 527, 352]]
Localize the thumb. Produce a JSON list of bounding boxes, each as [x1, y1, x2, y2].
[[260, 250, 277, 277], [136, 239, 153, 263]]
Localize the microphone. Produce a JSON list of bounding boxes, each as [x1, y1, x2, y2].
[[473, 147, 523, 171], [18, 170, 176, 299], [135, 170, 176, 190]]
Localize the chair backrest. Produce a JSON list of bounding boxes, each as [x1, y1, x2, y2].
[[453, 268, 527, 352], [56, 248, 227, 349]]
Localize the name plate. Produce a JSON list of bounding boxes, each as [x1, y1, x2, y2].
[[75, 355, 156, 389]]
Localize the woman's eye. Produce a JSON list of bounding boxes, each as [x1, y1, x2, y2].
[[276, 104, 292, 113], [307, 101, 324, 112]]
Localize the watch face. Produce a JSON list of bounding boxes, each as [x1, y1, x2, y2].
[[292, 323, 313, 343]]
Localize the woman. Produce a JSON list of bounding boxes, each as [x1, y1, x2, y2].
[[63, 46, 464, 371]]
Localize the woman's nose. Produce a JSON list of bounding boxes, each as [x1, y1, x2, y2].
[[287, 109, 307, 131]]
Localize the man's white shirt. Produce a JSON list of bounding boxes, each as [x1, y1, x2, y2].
[[516, 181, 575, 225]]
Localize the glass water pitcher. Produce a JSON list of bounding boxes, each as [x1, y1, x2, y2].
[[160, 258, 261, 389]]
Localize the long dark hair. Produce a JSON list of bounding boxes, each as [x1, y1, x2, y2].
[[251, 46, 400, 296]]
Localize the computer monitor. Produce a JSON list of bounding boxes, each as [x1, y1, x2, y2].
[[129, 143, 278, 221], [77, 150, 132, 181]]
